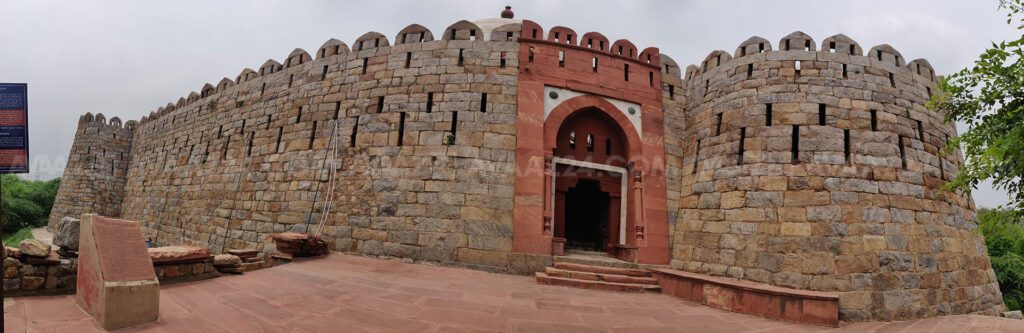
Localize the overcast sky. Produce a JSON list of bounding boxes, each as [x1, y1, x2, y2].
[[0, 0, 1016, 208]]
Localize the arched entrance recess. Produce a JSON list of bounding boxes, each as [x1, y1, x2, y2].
[[543, 96, 645, 262]]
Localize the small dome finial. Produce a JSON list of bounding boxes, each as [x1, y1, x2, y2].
[[501, 5, 514, 19]]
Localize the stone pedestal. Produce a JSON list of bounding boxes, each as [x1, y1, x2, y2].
[[75, 214, 159, 330]]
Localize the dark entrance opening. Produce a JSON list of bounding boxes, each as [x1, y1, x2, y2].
[[564, 179, 610, 251]]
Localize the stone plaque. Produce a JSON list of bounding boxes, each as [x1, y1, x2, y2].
[[75, 214, 159, 330]]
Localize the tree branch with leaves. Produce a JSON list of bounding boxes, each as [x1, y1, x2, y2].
[[930, 0, 1024, 214]]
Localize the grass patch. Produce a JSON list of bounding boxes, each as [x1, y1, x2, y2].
[[2, 227, 34, 247]]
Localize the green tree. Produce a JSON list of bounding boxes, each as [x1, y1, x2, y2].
[[1, 175, 61, 232], [930, 0, 1024, 214]]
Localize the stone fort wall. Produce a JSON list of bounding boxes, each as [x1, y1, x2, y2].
[[50, 17, 1004, 322], [68, 20, 524, 271], [665, 32, 1003, 320]]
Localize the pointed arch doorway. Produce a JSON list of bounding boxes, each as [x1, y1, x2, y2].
[[550, 106, 634, 260]]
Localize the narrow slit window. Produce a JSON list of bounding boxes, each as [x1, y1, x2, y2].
[[350, 117, 359, 147], [618, 45, 623, 55], [296, 107, 302, 123], [877, 50, 883, 61], [449, 111, 458, 143], [791, 125, 800, 163], [362, 58, 368, 74], [288, 74, 294, 88], [843, 129, 852, 164], [715, 113, 723, 135], [321, 65, 329, 80], [377, 96, 385, 113], [758, 43, 764, 53], [218, 125, 223, 139], [247, 133, 254, 157], [649, 71, 654, 86], [870, 110, 878, 131], [795, 61, 802, 76], [785, 40, 790, 51], [528, 47, 535, 63], [898, 135, 906, 169], [693, 139, 701, 174], [308, 121, 317, 149], [500, 52, 507, 68], [624, 64, 630, 81], [397, 113, 405, 146], [599, 41, 605, 50], [260, 83, 266, 96], [532, 29, 537, 39], [265, 115, 272, 130], [829, 42, 836, 53], [469, 29, 476, 41], [669, 85, 674, 99], [480, 93, 487, 112], [587, 38, 593, 48], [592, 57, 598, 72], [558, 50, 565, 67], [926, 87, 931, 97], [586, 134, 594, 152], [738, 127, 746, 165], [458, 49, 464, 66], [849, 45, 855, 55], [818, 104, 826, 125], [804, 40, 810, 51], [426, 92, 434, 113], [506, 31, 514, 41], [569, 131, 576, 149], [553, 32, 560, 43], [842, 64, 848, 78], [889, 73, 895, 87], [704, 79, 709, 94], [747, 64, 753, 78], [333, 102, 341, 120], [275, 127, 283, 153], [765, 103, 773, 126], [740, 47, 746, 57], [605, 138, 612, 155], [405, 52, 412, 68]]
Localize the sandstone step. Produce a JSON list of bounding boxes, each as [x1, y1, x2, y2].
[[553, 262, 652, 277], [535, 272, 661, 293], [553, 253, 638, 269], [544, 267, 659, 285]]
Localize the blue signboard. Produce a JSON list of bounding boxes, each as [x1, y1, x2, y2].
[[0, 84, 28, 174]]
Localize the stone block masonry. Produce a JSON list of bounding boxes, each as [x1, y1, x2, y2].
[[58, 19, 523, 271], [666, 32, 1003, 321]]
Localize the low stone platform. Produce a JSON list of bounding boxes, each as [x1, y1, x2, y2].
[[4, 253, 1023, 332], [652, 268, 840, 327]]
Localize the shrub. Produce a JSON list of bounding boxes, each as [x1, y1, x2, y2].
[[979, 208, 1024, 310]]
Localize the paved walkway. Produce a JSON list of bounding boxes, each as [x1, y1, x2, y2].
[[4, 253, 1024, 332]]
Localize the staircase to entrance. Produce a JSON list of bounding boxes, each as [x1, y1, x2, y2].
[[534, 250, 661, 293]]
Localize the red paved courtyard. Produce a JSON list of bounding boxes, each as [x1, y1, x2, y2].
[[4, 253, 1024, 332]]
